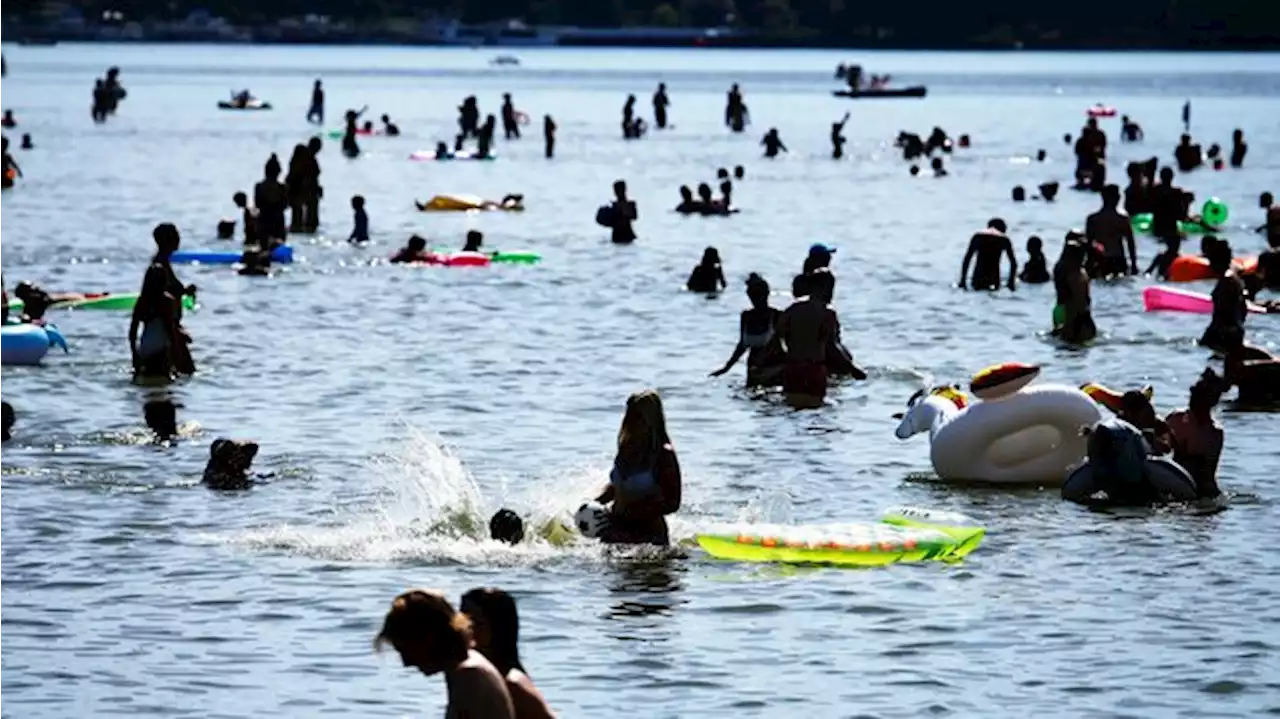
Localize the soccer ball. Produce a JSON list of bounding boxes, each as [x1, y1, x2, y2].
[[574, 502, 610, 538]]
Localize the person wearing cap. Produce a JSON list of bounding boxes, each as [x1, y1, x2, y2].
[[1052, 232, 1095, 344], [776, 270, 840, 409], [803, 244, 834, 274], [959, 218, 1017, 292]]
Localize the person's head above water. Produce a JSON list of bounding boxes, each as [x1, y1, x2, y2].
[[407, 235, 427, 253], [733, 165, 744, 179], [1261, 192, 1274, 208], [679, 185, 693, 202], [153, 222, 181, 257], [351, 194, 365, 210], [307, 136, 322, 154], [697, 183, 713, 202], [1119, 390, 1157, 426], [1039, 181, 1060, 201], [144, 399, 178, 440], [233, 191, 247, 208], [1200, 234, 1220, 257], [1159, 166, 1175, 183], [700, 247, 721, 267], [930, 157, 944, 171], [717, 168, 729, 180], [1012, 186, 1026, 202], [1189, 370, 1225, 415], [313, 79, 322, 89], [616, 389, 670, 471], [488, 509, 524, 545], [464, 230, 483, 252], [745, 272, 770, 306], [374, 589, 472, 675], [1027, 235, 1043, 253], [1036, 149, 1047, 162], [987, 218, 1008, 233], [909, 165, 920, 176], [613, 179, 628, 199], [503, 92, 511, 102], [1101, 184, 1121, 208], [362, 121, 374, 131], [380, 114, 389, 123], [1205, 237, 1233, 274]]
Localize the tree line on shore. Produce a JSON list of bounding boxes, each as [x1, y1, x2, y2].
[[7, 0, 1277, 48]]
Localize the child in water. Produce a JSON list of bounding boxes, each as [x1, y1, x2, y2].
[[675, 186, 698, 215], [761, 128, 787, 158], [390, 235, 430, 264], [2, 137, 22, 189], [1019, 236, 1051, 284], [349, 195, 369, 244], [462, 230, 483, 253], [232, 191, 259, 247], [687, 247, 727, 294]]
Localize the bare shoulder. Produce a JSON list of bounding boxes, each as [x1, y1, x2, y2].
[[507, 670, 558, 719]]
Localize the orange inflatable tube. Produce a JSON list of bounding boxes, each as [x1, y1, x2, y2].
[[1167, 255, 1257, 283]]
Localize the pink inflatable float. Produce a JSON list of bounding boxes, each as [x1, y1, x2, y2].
[[425, 251, 491, 267], [1142, 286, 1265, 315]]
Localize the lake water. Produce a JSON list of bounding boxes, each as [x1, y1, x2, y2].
[[3, 44, 1280, 718]]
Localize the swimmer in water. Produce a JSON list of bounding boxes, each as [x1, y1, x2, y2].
[[458, 96, 480, 139], [1116, 389, 1172, 455], [2, 110, 16, 128], [1019, 236, 1051, 284], [686, 247, 727, 294], [462, 230, 483, 253], [1145, 167, 1185, 278], [381, 114, 400, 136], [254, 154, 288, 247], [622, 94, 637, 139], [695, 183, 728, 216], [652, 82, 670, 130], [1257, 192, 1279, 248], [11, 282, 75, 321], [349, 195, 369, 245], [831, 112, 850, 159], [1174, 134, 1203, 172], [342, 105, 369, 157], [307, 79, 324, 124], [711, 272, 784, 388], [20, 133, 32, 150], [543, 115, 556, 159], [1012, 186, 1026, 202], [606, 180, 637, 245], [131, 226, 195, 379], [1199, 238, 1247, 352], [434, 142, 452, 160], [776, 270, 840, 408], [1, 137, 22, 189], [374, 590, 516, 719], [1230, 129, 1247, 168], [232, 191, 259, 247], [488, 509, 525, 544], [1120, 115, 1143, 142], [959, 219, 1016, 291], [477, 115, 497, 158], [500, 93, 520, 140], [593, 389, 682, 546], [1085, 184, 1138, 278], [675, 186, 698, 215], [1165, 371, 1226, 499], [761, 128, 787, 158], [1053, 235, 1096, 344], [733, 165, 744, 180], [459, 588, 558, 719], [390, 235, 430, 264], [1220, 327, 1280, 405]]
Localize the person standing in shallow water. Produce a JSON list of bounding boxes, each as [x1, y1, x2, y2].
[[1053, 236, 1096, 344], [254, 154, 288, 247], [725, 83, 748, 132], [593, 390, 682, 546], [621, 94, 637, 139], [375, 590, 516, 719], [959, 218, 1017, 291], [341, 106, 367, 158], [761, 128, 787, 158], [605, 180, 637, 244], [543, 115, 556, 159], [776, 270, 840, 409], [460, 589, 558, 719], [831, 112, 850, 159], [501, 93, 520, 140], [711, 273, 784, 387], [306, 79, 324, 125], [652, 82, 670, 130]]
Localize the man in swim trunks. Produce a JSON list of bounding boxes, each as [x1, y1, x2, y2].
[[1165, 372, 1225, 499], [959, 218, 1017, 291], [776, 270, 840, 409], [1085, 185, 1138, 278]]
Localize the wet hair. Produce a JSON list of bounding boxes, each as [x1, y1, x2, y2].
[[616, 390, 670, 475], [1190, 370, 1226, 410], [488, 509, 524, 545], [1012, 186, 1026, 202], [701, 247, 720, 265], [987, 218, 1008, 233], [351, 195, 365, 209], [909, 165, 920, 176], [233, 191, 247, 206], [791, 273, 812, 298], [733, 165, 744, 179], [460, 588, 525, 676], [374, 589, 472, 664], [408, 235, 427, 251], [1027, 235, 1043, 251]]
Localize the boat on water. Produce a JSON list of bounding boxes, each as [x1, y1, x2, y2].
[[833, 86, 927, 99]]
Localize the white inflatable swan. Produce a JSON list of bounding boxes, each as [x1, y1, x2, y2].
[[894, 382, 1102, 485]]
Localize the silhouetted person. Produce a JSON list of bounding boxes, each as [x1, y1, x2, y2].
[[458, 96, 479, 139], [653, 82, 670, 129], [477, 115, 497, 158], [543, 115, 556, 159], [622, 94, 637, 139], [726, 83, 747, 133], [307, 79, 324, 124], [1230, 129, 1247, 168], [831, 112, 849, 159], [762, 128, 787, 158], [501, 93, 520, 140]]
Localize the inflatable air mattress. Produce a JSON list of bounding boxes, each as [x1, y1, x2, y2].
[[170, 245, 293, 265]]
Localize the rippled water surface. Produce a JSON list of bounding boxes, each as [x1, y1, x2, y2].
[[4, 45, 1280, 718]]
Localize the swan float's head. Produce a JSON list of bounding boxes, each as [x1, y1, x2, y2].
[[893, 386, 969, 440]]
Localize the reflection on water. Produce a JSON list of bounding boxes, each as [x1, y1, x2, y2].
[[606, 553, 688, 620]]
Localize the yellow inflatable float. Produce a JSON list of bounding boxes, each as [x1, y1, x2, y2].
[[416, 193, 524, 212]]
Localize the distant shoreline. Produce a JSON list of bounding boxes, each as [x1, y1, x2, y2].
[[4, 34, 1278, 53]]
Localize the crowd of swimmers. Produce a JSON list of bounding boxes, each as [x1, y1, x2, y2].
[[675, 166, 742, 216]]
